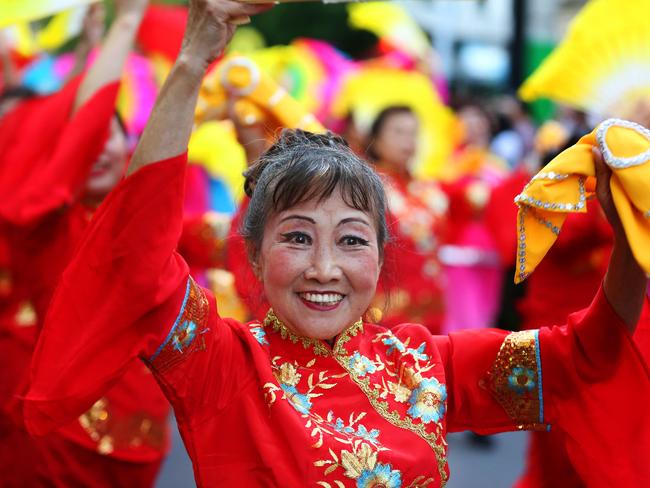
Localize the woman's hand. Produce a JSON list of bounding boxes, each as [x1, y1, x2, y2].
[[594, 147, 648, 332], [81, 4, 106, 48], [594, 147, 626, 240], [180, 0, 273, 72], [114, 0, 149, 21], [129, 0, 272, 174]]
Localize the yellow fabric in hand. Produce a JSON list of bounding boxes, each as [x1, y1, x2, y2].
[[515, 118, 650, 283]]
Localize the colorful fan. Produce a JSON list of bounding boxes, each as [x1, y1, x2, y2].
[[36, 5, 89, 51], [2, 4, 94, 86], [331, 66, 456, 178], [197, 54, 325, 134], [293, 38, 356, 122], [188, 120, 248, 204], [22, 50, 159, 136], [247, 43, 326, 114], [0, 0, 97, 28], [347, 2, 430, 60], [519, 0, 650, 118]]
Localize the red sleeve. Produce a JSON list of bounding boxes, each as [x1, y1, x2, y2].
[[0, 78, 119, 226], [226, 201, 268, 320], [178, 213, 230, 270], [441, 286, 650, 486], [541, 287, 650, 487], [545, 200, 612, 262], [22, 154, 190, 435], [484, 170, 528, 266]]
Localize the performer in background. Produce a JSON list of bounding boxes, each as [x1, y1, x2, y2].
[[366, 105, 448, 333], [0, 2, 170, 486], [440, 102, 506, 334]]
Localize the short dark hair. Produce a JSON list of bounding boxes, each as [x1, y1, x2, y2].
[[242, 129, 389, 261], [366, 105, 415, 162]]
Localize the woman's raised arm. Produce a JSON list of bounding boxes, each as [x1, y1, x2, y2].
[[127, 0, 271, 176], [72, 0, 149, 113], [594, 147, 648, 332]]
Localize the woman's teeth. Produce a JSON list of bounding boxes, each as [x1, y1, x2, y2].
[[300, 292, 344, 305]]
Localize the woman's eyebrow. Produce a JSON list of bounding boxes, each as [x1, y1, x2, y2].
[[338, 217, 370, 227], [279, 215, 316, 224]]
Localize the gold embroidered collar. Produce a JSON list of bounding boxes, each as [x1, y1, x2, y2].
[[263, 309, 363, 357]]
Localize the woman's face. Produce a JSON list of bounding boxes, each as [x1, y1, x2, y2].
[[257, 189, 382, 340], [373, 112, 418, 172], [84, 117, 127, 201], [458, 106, 491, 147]]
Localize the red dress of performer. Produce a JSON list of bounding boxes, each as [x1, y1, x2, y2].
[[440, 143, 506, 334], [0, 78, 169, 486], [21, 152, 650, 488], [366, 106, 448, 333]]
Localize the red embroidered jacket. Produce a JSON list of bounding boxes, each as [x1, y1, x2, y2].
[[22, 154, 650, 487]]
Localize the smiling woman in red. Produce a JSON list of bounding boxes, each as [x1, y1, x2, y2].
[[21, 1, 650, 487]]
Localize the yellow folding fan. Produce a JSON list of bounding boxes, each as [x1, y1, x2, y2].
[[519, 0, 650, 119]]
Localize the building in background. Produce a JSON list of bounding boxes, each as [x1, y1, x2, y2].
[[404, 0, 586, 99]]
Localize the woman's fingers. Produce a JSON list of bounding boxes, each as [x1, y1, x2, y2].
[[220, 0, 274, 21], [592, 146, 625, 238], [229, 15, 251, 26], [593, 147, 611, 202]]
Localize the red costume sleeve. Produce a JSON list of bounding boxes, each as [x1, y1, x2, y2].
[[226, 201, 268, 320], [0, 78, 119, 226], [178, 213, 229, 271], [23, 154, 190, 435], [484, 169, 528, 266], [440, 288, 650, 486]]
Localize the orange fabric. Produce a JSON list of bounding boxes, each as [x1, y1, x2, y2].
[[516, 118, 650, 283]]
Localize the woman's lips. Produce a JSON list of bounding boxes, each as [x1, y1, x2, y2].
[[298, 292, 345, 311]]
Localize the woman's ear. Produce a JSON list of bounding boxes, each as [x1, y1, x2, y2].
[[247, 243, 263, 281], [252, 261, 262, 281]]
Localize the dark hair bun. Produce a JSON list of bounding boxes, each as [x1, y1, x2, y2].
[[244, 129, 349, 198]]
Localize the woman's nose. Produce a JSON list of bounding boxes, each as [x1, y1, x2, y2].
[[303, 245, 342, 283]]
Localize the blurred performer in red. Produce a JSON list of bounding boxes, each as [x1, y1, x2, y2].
[[366, 106, 448, 333], [441, 103, 507, 334], [0, 2, 170, 486]]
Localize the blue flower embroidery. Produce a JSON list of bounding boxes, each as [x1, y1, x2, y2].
[[249, 325, 269, 346], [508, 366, 536, 394], [382, 335, 406, 356], [406, 342, 429, 361], [332, 417, 353, 434], [348, 352, 377, 377], [407, 377, 447, 424], [172, 320, 197, 352], [355, 424, 380, 444], [328, 413, 381, 444], [357, 463, 402, 488], [280, 384, 312, 415]]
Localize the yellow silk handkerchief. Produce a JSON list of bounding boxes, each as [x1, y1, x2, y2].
[[515, 118, 650, 283]]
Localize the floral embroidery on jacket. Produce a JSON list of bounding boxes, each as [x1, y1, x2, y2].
[[483, 329, 549, 431], [407, 377, 447, 424], [148, 277, 210, 373], [315, 443, 402, 487], [261, 312, 446, 486], [248, 322, 269, 346], [332, 329, 449, 484]]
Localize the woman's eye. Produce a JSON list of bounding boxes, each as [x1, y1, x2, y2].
[[281, 232, 312, 245], [341, 235, 369, 246]]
